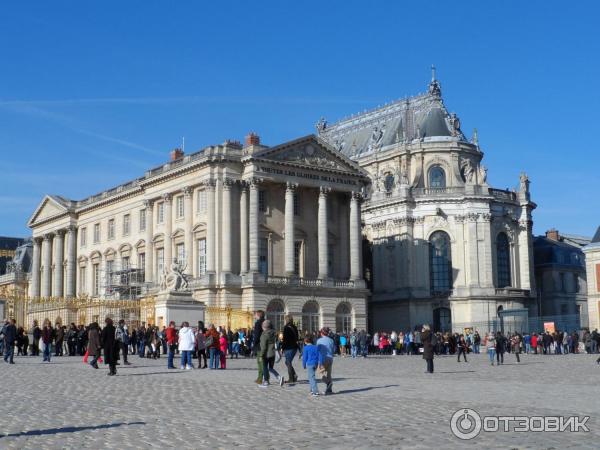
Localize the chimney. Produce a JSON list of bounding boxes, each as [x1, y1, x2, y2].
[[546, 228, 560, 241], [170, 148, 184, 161], [244, 132, 260, 147]]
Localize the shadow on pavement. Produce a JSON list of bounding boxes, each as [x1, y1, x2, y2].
[[336, 384, 399, 394], [1, 422, 145, 438]]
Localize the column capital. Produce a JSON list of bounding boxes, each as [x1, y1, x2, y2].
[[222, 178, 235, 190], [143, 199, 154, 209], [319, 186, 332, 197], [239, 180, 249, 191], [182, 186, 193, 198], [33, 236, 43, 245], [43, 233, 53, 241], [248, 177, 264, 189], [162, 193, 172, 203], [202, 179, 217, 190], [54, 229, 66, 238], [351, 191, 364, 201], [67, 225, 77, 234], [286, 182, 298, 193]]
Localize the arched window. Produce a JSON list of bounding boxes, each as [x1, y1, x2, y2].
[[429, 231, 452, 294], [335, 302, 353, 334], [266, 299, 286, 332], [384, 173, 395, 192], [428, 166, 446, 188], [496, 233, 511, 288], [302, 301, 320, 335]]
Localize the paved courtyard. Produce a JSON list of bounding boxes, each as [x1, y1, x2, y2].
[[0, 351, 599, 449]]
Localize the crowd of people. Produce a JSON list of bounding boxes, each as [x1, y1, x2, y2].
[[2, 315, 600, 392]]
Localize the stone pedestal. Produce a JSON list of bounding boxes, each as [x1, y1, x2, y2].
[[154, 290, 205, 328]]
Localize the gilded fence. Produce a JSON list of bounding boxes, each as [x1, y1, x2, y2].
[[205, 305, 253, 331]]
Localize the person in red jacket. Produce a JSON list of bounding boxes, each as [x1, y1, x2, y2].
[[531, 334, 538, 355], [166, 321, 178, 369]]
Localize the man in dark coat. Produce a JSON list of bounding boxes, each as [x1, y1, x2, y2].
[[252, 310, 265, 384], [281, 315, 299, 383], [421, 324, 434, 374], [100, 317, 119, 376], [3, 319, 17, 364]]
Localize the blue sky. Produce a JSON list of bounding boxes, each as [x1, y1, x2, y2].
[[0, 1, 598, 238]]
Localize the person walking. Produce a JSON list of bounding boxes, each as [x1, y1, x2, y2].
[[41, 319, 54, 362], [165, 321, 177, 369], [281, 315, 299, 384], [302, 335, 320, 396], [317, 327, 335, 393], [205, 324, 220, 369], [421, 324, 434, 374], [178, 321, 195, 370], [486, 332, 496, 366], [100, 317, 119, 376], [116, 320, 131, 365], [258, 320, 284, 387], [457, 334, 468, 362], [495, 332, 506, 365], [219, 330, 228, 369], [3, 319, 17, 364], [54, 324, 64, 357], [252, 310, 265, 383], [511, 333, 521, 363], [196, 327, 207, 369], [87, 322, 101, 369]]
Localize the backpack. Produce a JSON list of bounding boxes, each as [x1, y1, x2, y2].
[[115, 327, 124, 343], [350, 335, 357, 346]]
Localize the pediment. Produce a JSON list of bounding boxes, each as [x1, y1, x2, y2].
[[28, 195, 71, 227], [253, 135, 364, 175]]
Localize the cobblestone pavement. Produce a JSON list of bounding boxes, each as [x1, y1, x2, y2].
[[0, 351, 598, 449]]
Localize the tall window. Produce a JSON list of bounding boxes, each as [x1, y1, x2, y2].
[[123, 214, 130, 236], [139, 209, 146, 231], [80, 227, 87, 247], [156, 248, 165, 279], [197, 239, 206, 275], [122, 256, 130, 270], [79, 266, 86, 295], [176, 196, 184, 218], [428, 166, 446, 188], [294, 241, 302, 276], [93, 264, 100, 296], [302, 301, 320, 334], [496, 232, 511, 288], [106, 259, 114, 276], [384, 173, 395, 192], [197, 190, 207, 214], [176, 243, 185, 264], [335, 303, 352, 334], [259, 238, 269, 275], [93, 224, 100, 244], [107, 219, 115, 240], [259, 190, 266, 212], [266, 299, 285, 332], [429, 231, 452, 294], [157, 203, 165, 224], [138, 253, 145, 280], [293, 192, 300, 216]]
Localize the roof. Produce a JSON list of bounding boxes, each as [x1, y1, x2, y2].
[[533, 236, 586, 267], [317, 76, 469, 158], [560, 233, 593, 248], [593, 226, 600, 243]]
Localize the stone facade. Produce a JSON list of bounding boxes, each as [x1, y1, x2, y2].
[[583, 227, 600, 331], [27, 135, 369, 333]]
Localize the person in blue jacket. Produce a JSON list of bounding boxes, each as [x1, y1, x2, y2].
[[302, 336, 320, 396]]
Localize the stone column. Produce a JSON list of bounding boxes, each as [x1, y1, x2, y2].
[[41, 233, 53, 298], [53, 230, 64, 298], [206, 180, 216, 273], [518, 219, 533, 291], [221, 179, 233, 274], [285, 182, 297, 275], [163, 194, 173, 267], [467, 213, 480, 287], [183, 187, 194, 275], [240, 183, 248, 274], [144, 200, 154, 283], [65, 226, 77, 298], [350, 192, 362, 280], [31, 237, 41, 298], [318, 186, 330, 279], [248, 179, 260, 273]]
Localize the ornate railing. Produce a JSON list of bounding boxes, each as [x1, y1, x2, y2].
[[489, 188, 518, 202]]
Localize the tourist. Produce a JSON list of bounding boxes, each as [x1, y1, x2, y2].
[[116, 320, 131, 365], [252, 310, 265, 383], [101, 317, 119, 376], [54, 324, 64, 357], [358, 329, 368, 357], [219, 331, 228, 369], [495, 332, 506, 365], [350, 329, 358, 358], [316, 327, 335, 393], [486, 332, 496, 365], [457, 334, 468, 362], [3, 319, 17, 364], [178, 321, 195, 370], [281, 315, 299, 383], [511, 333, 521, 363], [205, 324, 220, 369], [31, 320, 41, 356], [473, 331, 481, 354], [87, 322, 101, 369], [40, 319, 54, 362], [165, 321, 177, 369], [230, 329, 240, 359], [137, 324, 146, 357], [66, 323, 77, 356], [421, 324, 434, 374], [302, 335, 319, 396], [77, 324, 87, 356], [16, 326, 29, 356], [259, 320, 283, 387], [196, 327, 207, 369]]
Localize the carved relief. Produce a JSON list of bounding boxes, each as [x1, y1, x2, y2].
[[267, 145, 344, 170]]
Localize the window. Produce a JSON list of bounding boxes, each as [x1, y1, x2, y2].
[[293, 193, 300, 216], [80, 227, 87, 247], [496, 233, 511, 288], [384, 173, 395, 192], [266, 299, 285, 332], [157, 203, 165, 224], [93, 224, 100, 244], [428, 166, 446, 188], [560, 272, 566, 293], [139, 209, 146, 231], [106, 259, 114, 275], [294, 241, 302, 276], [176, 243, 185, 264], [138, 253, 145, 270], [328, 244, 334, 277], [123, 214, 130, 236], [197, 239, 206, 275], [574, 273, 580, 293], [156, 248, 164, 280], [259, 238, 268, 275], [176, 196, 184, 219], [197, 190, 207, 214], [302, 301, 320, 334], [259, 190, 266, 212], [93, 264, 100, 296], [107, 219, 115, 240], [335, 303, 352, 334], [122, 256, 130, 270], [79, 266, 86, 295], [429, 231, 452, 294]]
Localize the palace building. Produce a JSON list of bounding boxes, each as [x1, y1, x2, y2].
[[26, 134, 369, 333]]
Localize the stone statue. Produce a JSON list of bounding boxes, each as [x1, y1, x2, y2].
[[461, 158, 475, 183], [519, 172, 530, 193], [369, 126, 385, 151], [479, 164, 488, 184], [160, 261, 189, 291], [315, 117, 327, 133]]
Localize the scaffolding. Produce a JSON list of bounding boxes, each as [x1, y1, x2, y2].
[[102, 261, 148, 300]]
